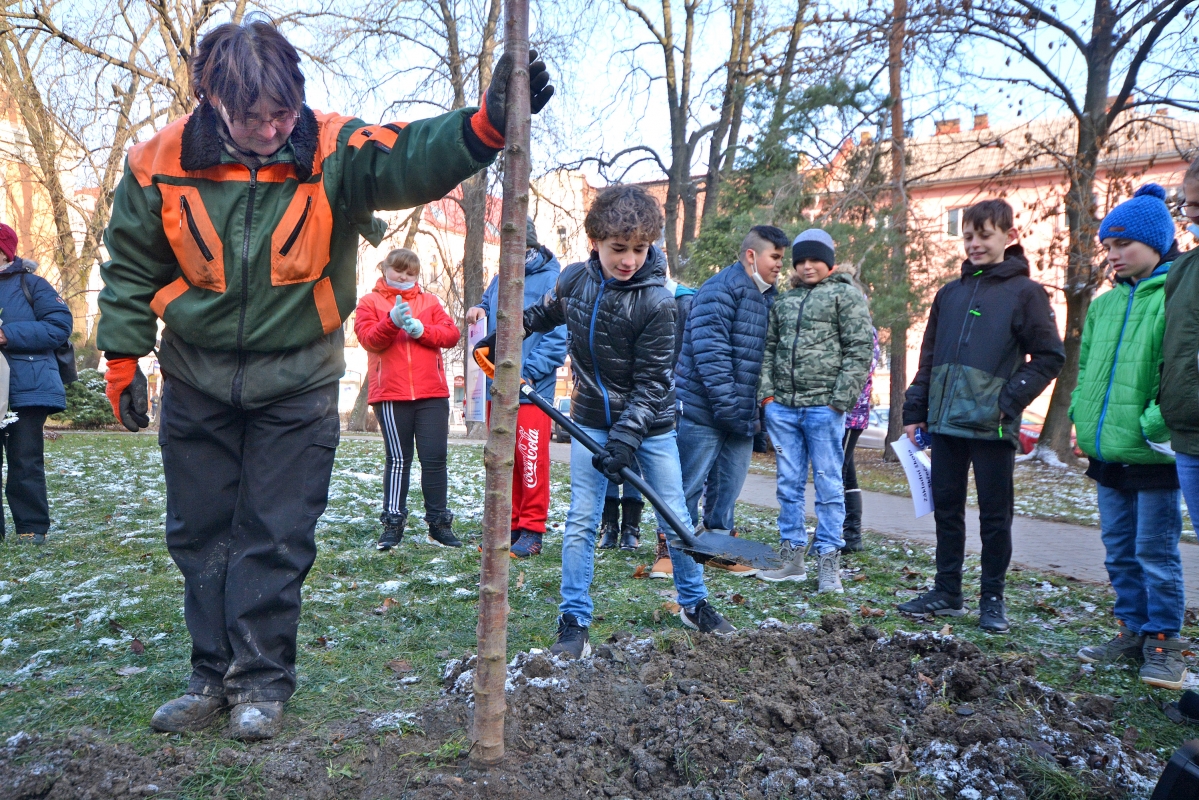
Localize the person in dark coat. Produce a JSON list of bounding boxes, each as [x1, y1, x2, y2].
[[0, 223, 73, 544], [900, 199, 1064, 633], [674, 225, 787, 576]]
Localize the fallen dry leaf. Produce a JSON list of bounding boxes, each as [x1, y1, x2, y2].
[[730, 594, 747, 605], [516, 571, 525, 589], [917, 672, 935, 686], [386, 659, 413, 676], [662, 601, 681, 613], [374, 597, 399, 615], [859, 604, 885, 618], [939, 623, 953, 636], [349, 582, 358, 590], [73, 617, 82, 632], [852, 574, 868, 582], [632, 564, 648, 579], [652, 609, 661, 623], [115, 666, 146, 677], [108, 619, 125, 633], [130, 639, 145, 655]]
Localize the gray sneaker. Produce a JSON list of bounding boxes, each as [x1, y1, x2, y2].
[[1140, 635, 1189, 690], [1078, 628, 1145, 664], [816, 550, 844, 594], [756, 541, 805, 582]]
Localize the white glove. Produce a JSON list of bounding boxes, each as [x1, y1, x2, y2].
[[390, 299, 412, 328]]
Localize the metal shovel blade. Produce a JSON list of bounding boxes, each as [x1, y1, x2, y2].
[[679, 530, 783, 570]]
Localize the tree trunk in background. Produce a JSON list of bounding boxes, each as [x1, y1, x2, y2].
[[701, 0, 750, 225], [884, 0, 908, 460], [472, 0, 530, 765], [720, 1, 754, 185], [347, 380, 371, 431], [461, 172, 489, 316]]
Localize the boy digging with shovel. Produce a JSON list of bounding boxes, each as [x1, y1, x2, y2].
[[477, 185, 735, 658]]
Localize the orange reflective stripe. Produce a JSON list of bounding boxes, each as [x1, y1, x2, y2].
[[348, 122, 408, 153], [313, 111, 356, 175], [313, 276, 341, 334], [150, 277, 189, 318]]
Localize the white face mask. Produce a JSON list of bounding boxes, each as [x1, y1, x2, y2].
[[386, 278, 416, 291], [749, 265, 772, 294]]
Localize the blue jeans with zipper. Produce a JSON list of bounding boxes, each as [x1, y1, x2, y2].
[[561, 426, 706, 626], [764, 403, 846, 554], [1097, 485, 1184, 637]]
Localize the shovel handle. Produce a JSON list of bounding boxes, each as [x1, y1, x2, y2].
[[519, 384, 702, 549]]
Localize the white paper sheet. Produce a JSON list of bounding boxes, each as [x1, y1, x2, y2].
[[889, 436, 934, 518], [465, 319, 488, 423]]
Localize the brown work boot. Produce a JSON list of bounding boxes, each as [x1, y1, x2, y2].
[[650, 532, 672, 578], [229, 701, 285, 740], [150, 693, 228, 733]]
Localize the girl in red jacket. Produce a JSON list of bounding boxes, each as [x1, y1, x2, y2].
[[355, 248, 462, 550]]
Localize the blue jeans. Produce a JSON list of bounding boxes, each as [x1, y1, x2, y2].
[[562, 427, 707, 626], [1176, 452, 1199, 539], [765, 403, 846, 554], [678, 417, 754, 532], [1097, 485, 1184, 636]]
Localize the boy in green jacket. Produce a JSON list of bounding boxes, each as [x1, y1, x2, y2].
[[1072, 184, 1186, 690]]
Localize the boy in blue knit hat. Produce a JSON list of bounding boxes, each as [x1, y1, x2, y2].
[[1073, 184, 1187, 689]]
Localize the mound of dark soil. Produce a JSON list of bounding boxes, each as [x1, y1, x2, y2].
[[0, 614, 1165, 799]]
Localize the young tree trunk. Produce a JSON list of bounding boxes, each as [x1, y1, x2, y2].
[[471, 0, 530, 766], [461, 172, 490, 316], [884, 0, 908, 459], [347, 379, 371, 431]]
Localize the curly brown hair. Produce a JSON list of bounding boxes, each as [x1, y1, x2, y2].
[[584, 185, 664, 244]]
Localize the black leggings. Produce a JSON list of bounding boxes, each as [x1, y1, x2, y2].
[[841, 427, 863, 491], [374, 398, 449, 520]]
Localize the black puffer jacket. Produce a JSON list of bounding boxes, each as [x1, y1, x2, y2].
[[525, 247, 677, 447]]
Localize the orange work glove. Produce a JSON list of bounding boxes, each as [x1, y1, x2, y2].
[[104, 357, 149, 432]]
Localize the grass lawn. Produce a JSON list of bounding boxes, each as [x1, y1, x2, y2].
[[0, 433, 1195, 797]]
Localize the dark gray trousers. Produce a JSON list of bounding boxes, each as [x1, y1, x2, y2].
[[159, 376, 339, 704]]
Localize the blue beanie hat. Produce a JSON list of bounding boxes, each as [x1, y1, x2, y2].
[[1098, 183, 1176, 256]]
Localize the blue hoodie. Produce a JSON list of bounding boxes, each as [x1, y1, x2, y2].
[[478, 246, 568, 403], [0, 259, 73, 411]]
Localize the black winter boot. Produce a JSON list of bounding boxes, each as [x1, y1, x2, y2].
[[598, 497, 620, 550], [376, 510, 408, 551], [426, 511, 462, 548], [841, 490, 863, 553], [620, 498, 643, 551]]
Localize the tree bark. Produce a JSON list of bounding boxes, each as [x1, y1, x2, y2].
[[701, 0, 750, 225], [471, 0, 530, 766], [884, 0, 908, 459]]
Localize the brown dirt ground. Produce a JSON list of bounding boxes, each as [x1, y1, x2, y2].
[[0, 613, 1165, 799]]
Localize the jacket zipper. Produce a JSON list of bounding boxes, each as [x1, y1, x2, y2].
[[785, 289, 813, 400], [230, 168, 258, 408], [179, 196, 215, 261], [589, 278, 614, 426], [942, 274, 984, 429], [406, 334, 415, 400], [279, 196, 312, 256], [1095, 283, 1138, 462]]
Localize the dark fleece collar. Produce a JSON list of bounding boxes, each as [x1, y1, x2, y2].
[[180, 102, 319, 180]]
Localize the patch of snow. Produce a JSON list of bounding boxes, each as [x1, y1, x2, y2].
[[371, 710, 419, 731]]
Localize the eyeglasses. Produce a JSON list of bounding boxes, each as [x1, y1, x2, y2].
[[218, 103, 299, 133], [1178, 203, 1199, 222]]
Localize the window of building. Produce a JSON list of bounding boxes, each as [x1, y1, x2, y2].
[[946, 207, 961, 237]]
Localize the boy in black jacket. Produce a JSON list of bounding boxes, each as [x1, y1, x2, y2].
[[900, 200, 1064, 632], [514, 186, 733, 658]]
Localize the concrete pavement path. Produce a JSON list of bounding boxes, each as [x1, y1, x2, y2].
[[545, 441, 1199, 603]]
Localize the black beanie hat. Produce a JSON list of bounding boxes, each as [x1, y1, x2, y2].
[[526, 217, 539, 249]]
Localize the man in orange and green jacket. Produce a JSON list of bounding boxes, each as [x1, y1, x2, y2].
[[97, 20, 553, 740]]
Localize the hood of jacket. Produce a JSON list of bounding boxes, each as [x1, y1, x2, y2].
[[525, 245, 557, 276], [0, 257, 34, 277], [958, 244, 1031, 281], [180, 101, 320, 181]]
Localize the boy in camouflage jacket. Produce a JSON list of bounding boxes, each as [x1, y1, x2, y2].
[[757, 229, 874, 593]]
